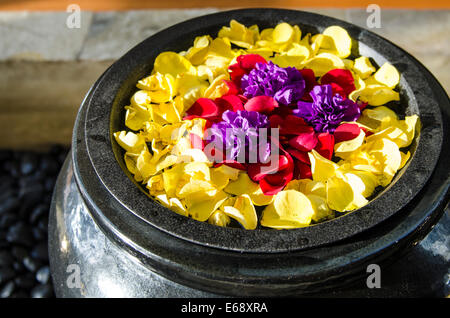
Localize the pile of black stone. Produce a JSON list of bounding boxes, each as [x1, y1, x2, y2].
[[0, 146, 68, 298]]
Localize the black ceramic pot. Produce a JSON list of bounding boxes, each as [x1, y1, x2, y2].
[[48, 9, 450, 297]]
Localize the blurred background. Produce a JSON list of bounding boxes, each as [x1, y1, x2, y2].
[[0, 0, 448, 298]]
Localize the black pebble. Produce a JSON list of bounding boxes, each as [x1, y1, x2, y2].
[[0, 213, 18, 229], [31, 227, 46, 241], [30, 284, 53, 298], [18, 183, 44, 211], [0, 281, 15, 298], [3, 160, 20, 178], [14, 272, 35, 289], [0, 266, 16, 285], [9, 290, 28, 298], [37, 216, 49, 233], [44, 177, 56, 192], [40, 155, 60, 176], [20, 152, 39, 176], [12, 261, 26, 274], [35, 266, 50, 285], [23, 256, 40, 273], [29, 204, 48, 225], [31, 243, 48, 262], [0, 175, 14, 193], [0, 250, 14, 266], [11, 246, 29, 261], [6, 222, 34, 247], [0, 197, 20, 215], [0, 146, 67, 298]]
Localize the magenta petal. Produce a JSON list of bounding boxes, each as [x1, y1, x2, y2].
[[244, 96, 279, 113], [288, 132, 318, 152]]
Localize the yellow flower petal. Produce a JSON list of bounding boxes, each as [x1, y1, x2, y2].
[[224, 172, 259, 196], [187, 190, 228, 222], [322, 26, 352, 58], [353, 56, 376, 79], [307, 194, 334, 222], [114, 131, 145, 152], [308, 149, 339, 182], [261, 190, 314, 229], [373, 62, 400, 89], [358, 85, 400, 106], [185, 35, 212, 65], [304, 52, 345, 76], [334, 129, 366, 159], [345, 170, 379, 197], [249, 187, 274, 206], [223, 194, 258, 230], [357, 106, 398, 130], [153, 52, 196, 78], [124, 103, 151, 131], [208, 210, 231, 227], [273, 22, 294, 43], [210, 165, 240, 190], [326, 175, 367, 212], [367, 138, 402, 186], [218, 19, 257, 48], [400, 151, 411, 169]]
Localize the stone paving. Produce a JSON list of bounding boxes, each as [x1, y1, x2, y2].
[[0, 9, 448, 148]]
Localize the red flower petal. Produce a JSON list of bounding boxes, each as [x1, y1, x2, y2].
[[270, 105, 293, 117], [229, 54, 267, 85], [223, 80, 240, 96], [237, 54, 267, 70], [286, 147, 310, 164], [228, 63, 246, 84], [269, 115, 313, 136], [314, 132, 335, 160], [333, 123, 361, 143], [183, 98, 219, 120], [247, 155, 289, 182], [299, 68, 318, 92], [215, 95, 244, 112], [259, 162, 294, 195], [299, 68, 318, 102], [321, 69, 356, 98], [259, 179, 287, 196], [288, 132, 318, 152], [244, 96, 279, 113], [294, 161, 312, 179], [329, 82, 346, 97]]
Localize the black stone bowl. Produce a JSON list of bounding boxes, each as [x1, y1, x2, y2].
[[73, 9, 449, 295]]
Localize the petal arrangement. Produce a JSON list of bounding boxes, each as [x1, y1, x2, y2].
[[114, 20, 419, 230]]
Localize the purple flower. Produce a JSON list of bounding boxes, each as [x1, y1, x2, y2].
[[293, 84, 361, 133], [208, 110, 270, 163], [241, 61, 306, 105]]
